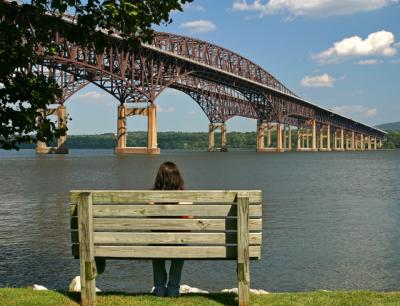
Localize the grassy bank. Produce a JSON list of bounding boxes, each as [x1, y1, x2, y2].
[[1, 288, 400, 306]]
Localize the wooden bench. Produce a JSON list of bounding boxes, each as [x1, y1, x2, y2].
[[70, 190, 263, 306]]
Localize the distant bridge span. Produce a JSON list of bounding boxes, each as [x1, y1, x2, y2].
[[1, 1, 386, 154]]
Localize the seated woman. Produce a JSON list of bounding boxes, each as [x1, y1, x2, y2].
[[150, 161, 187, 297]]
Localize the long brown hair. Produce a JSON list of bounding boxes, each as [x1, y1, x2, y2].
[[153, 161, 184, 191]]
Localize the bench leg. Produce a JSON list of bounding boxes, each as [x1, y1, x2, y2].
[[78, 192, 97, 306], [80, 260, 97, 306], [237, 194, 250, 306], [237, 259, 250, 306]]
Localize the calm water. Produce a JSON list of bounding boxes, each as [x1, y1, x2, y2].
[[0, 149, 399, 292]]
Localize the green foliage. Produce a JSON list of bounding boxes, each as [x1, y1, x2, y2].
[[375, 121, 400, 131], [19, 131, 301, 150], [0, 0, 192, 150], [383, 131, 400, 149]]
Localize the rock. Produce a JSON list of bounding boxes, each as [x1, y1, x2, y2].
[[221, 288, 238, 294], [250, 289, 270, 295], [180, 284, 209, 294], [69, 276, 101, 292], [32, 284, 48, 291], [221, 288, 269, 295]]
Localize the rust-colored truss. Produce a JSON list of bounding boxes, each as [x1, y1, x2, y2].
[[1, 1, 385, 138]]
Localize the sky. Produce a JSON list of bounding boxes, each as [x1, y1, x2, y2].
[[67, 0, 400, 134]]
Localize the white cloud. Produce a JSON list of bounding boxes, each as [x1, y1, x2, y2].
[[157, 105, 176, 113], [231, 0, 398, 18], [315, 30, 397, 64], [232, 0, 265, 12], [300, 73, 335, 87], [182, 3, 205, 12], [77, 91, 107, 99], [332, 105, 378, 118], [74, 91, 114, 106], [180, 20, 216, 33], [356, 59, 383, 65]]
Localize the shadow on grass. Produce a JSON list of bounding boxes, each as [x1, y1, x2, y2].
[[57, 291, 80, 304], [194, 293, 237, 305], [58, 291, 238, 305]]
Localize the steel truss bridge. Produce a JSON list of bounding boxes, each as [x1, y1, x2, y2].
[[1, 1, 386, 154]]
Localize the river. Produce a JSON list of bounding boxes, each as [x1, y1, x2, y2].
[[0, 149, 399, 292]]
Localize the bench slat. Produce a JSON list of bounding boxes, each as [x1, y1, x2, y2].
[[91, 204, 262, 218], [92, 232, 262, 245], [70, 190, 262, 204], [94, 245, 261, 259], [93, 218, 262, 232]]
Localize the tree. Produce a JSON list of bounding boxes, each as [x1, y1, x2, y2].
[[0, 0, 193, 150]]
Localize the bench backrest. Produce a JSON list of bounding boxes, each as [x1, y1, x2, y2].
[[70, 190, 262, 260]]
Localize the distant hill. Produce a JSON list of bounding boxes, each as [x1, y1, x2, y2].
[[375, 121, 400, 131]]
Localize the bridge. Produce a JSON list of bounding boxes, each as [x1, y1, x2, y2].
[[2, 1, 386, 154]]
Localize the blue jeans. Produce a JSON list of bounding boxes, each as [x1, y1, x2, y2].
[[152, 259, 184, 297]]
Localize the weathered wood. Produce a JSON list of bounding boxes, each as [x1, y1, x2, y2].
[[71, 189, 263, 305], [73, 243, 261, 260], [93, 232, 262, 245], [237, 193, 250, 306], [92, 204, 262, 218], [78, 192, 96, 306], [93, 218, 262, 232], [70, 190, 262, 204], [94, 245, 261, 259]]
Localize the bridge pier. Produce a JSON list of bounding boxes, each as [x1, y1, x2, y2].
[[378, 137, 382, 149], [356, 134, 364, 151], [297, 126, 310, 151], [312, 119, 317, 151], [115, 104, 160, 154], [318, 124, 331, 151], [208, 122, 227, 152], [297, 120, 317, 152], [345, 130, 353, 151], [333, 128, 345, 151], [283, 124, 292, 151], [372, 137, 377, 151], [367, 136, 372, 150], [360, 134, 365, 151], [354, 133, 360, 150], [36, 105, 69, 154], [257, 122, 284, 152], [345, 130, 355, 151]]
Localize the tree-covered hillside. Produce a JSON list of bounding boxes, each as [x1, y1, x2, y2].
[[375, 121, 400, 131], [19, 131, 399, 150]]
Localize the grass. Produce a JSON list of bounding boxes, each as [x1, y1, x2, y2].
[[1, 288, 400, 306]]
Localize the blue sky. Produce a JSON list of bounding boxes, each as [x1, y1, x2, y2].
[[67, 0, 400, 134]]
